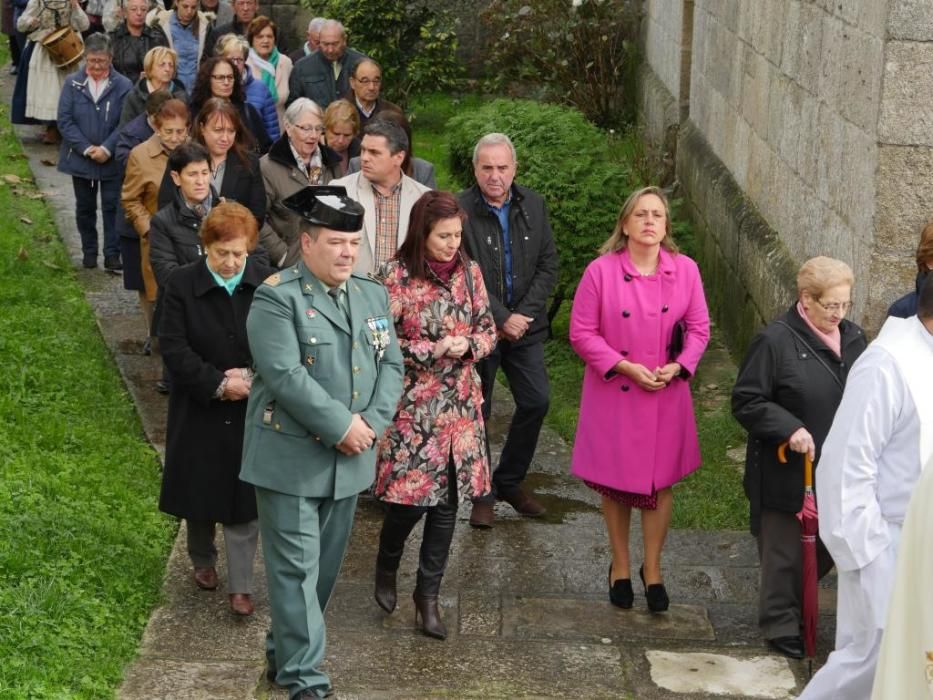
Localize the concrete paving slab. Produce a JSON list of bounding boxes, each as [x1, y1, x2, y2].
[[119, 659, 263, 700], [323, 633, 629, 699], [645, 650, 797, 699], [502, 595, 716, 642]]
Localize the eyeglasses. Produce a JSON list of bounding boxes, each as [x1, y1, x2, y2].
[[815, 299, 853, 313], [86, 56, 110, 65], [292, 124, 325, 135], [211, 74, 235, 82], [353, 77, 381, 86], [227, 57, 246, 65]]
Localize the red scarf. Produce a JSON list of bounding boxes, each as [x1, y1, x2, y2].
[[426, 256, 459, 283]]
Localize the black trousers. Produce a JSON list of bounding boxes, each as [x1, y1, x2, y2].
[[72, 176, 121, 258], [377, 459, 458, 595], [474, 339, 549, 503], [756, 508, 835, 639]]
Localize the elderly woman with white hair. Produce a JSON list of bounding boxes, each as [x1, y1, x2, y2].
[[732, 256, 867, 659], [258, 97, 342, 267]]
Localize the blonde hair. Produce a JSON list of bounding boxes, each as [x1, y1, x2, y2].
[[323, 99, 360, 135], [143, 46, 178, 79], [796, 256, 854, 299], [599, 186, 678, 255]]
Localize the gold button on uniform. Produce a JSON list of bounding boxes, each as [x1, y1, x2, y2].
[[352, 391, 359, 400], [352, 366, 360, 374], [274, 423, 281, 431]]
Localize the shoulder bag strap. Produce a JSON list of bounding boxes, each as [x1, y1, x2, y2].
[[774, 320, 844, 391]]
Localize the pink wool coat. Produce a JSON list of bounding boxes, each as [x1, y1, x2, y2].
[[569, 248, 710, 494]]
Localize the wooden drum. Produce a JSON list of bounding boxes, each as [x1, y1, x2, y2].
[[42, 26, 85, 70]]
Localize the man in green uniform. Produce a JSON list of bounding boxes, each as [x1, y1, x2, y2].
[[241, 186, 403, 700]]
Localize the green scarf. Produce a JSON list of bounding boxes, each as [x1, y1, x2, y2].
[[252, 47, 280, 104]]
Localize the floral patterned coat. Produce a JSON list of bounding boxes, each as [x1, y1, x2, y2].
[[374, 257, 498, 506]]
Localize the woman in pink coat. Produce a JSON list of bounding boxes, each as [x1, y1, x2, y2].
[[569, 186, 710, 613]]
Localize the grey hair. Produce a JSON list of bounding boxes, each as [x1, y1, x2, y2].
[[214, 32, 249, 59], [284, 97, 323, 126], [320, 19, 345, 36], [363, 118, 408, 155], [472, 132, 517, 166], [308, 16, 326, 32], [84, 32, 112, 55]]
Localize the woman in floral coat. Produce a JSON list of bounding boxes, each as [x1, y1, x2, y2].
[[373, 190, 497, 640]]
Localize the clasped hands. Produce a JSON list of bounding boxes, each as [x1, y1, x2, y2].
[[615, 360, 682, 392], [336, 413, 376, 456], [433, 334, 470, 359], [222, 367, 252, 401], [86, 146, 111, 164], [500, 313, 534, 342]]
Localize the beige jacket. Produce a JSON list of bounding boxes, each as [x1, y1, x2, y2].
[[329, 171, 431, 275]]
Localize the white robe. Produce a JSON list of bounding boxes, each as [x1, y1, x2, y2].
[[801, 316, 933, 700], [872, 455, 933, 699]]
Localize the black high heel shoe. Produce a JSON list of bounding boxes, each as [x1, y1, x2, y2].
[[608, 564, 634, 609], [639, 564, 670, 613]]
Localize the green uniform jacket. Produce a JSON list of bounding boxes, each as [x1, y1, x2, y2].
[[240, 263, 404, 500]]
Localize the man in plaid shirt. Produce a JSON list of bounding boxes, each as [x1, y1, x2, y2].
[[330, 119, 431, 274]]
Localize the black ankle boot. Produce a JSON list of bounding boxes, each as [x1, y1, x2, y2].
[[608, 564, 634, 609], [413, 591, 447, 640], [639, 564, 670, 613], [374, 566, 397, 613]]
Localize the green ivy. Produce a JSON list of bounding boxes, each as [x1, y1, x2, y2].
[[446, 98, 639, 302], [304, 0, 464, 106]]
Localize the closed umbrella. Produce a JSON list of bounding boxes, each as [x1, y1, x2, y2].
[[778, 442, 818, 668]]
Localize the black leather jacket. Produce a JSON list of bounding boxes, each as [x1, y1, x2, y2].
[[458, 184, 559, 346], [109, 22, 169, 85]]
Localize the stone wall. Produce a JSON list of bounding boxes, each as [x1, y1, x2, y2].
[[642, 0, 933, 347]]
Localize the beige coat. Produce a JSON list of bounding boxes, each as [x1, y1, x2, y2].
[[122, 133, 168, 301], [258, 136, 340, 268], [329, 171, 431, 275]]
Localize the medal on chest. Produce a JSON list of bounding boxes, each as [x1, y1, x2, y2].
[[367, 316, 391, 361]]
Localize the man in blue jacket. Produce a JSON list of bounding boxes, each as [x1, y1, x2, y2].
[[57, 32, 132, 270]]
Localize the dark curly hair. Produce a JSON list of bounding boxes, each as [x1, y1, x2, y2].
[[188, 56, 245, 116]]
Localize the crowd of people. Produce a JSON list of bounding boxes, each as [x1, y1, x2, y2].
[[5, 4, 933, 699]]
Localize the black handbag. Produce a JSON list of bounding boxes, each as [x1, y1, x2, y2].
[[668, 319, 686, 363]]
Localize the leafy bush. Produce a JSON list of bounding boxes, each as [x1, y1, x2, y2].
[[304, 0, 464, 106], [480, 0, 640, 129], [446, 98, 637, 300]]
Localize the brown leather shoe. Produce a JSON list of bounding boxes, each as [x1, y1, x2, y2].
[[502, 489, 546, 517], [469, 501, 495, 529], [229, 593, 254, 616], [193, 566, 218, 590]]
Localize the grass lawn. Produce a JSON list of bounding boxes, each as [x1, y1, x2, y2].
[[411, 93, 749, 530], [0, 73, 176, 697]]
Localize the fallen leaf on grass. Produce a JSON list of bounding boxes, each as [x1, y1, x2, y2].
[[20, 216, 33, 225], [41, 260, 63, 271], [17, 246, 29, 260], [40, 159, 57, 167], [26, 192, 46, 200], [2, 174, 24, 184]]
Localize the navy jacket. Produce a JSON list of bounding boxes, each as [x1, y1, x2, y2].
[[888, 271, 928, 319], [57, 68, 133, 181]]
